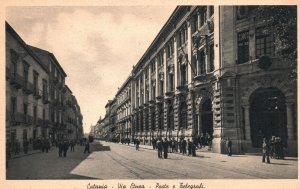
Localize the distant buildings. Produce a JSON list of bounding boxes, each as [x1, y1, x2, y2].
[[6, 22, 84, 156], [96, 6, 297, 156]]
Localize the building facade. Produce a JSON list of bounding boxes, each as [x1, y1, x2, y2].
[[116, 76, 132, 141], [6, 22, 84, 155], [6, 22, 50, 152], [98, 6, 297, 156]]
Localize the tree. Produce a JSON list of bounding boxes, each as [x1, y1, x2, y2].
[[253, 6, 297, 78]]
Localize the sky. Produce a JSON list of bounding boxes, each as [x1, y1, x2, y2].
[[6, 6, 176, 134]]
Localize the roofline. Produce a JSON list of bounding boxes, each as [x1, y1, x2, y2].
[[6, 21, 49, 73], [28, 45, 67, 77], [132, 6, 182, 73], [65, 85, 72, 94], [116, 75, 132, 96]]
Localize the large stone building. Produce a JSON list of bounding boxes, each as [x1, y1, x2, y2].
[[6, 22, 84, 155], [98, 6, 297, 156]]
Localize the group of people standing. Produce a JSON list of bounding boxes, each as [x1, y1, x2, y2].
[[262, 136, 285, 164], [151, 137, 198, 159], [57, 140, 76, 157]]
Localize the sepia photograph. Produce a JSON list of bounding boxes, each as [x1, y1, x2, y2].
[[1, 1, 298, 188]]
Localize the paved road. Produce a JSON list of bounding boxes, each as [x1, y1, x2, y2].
[[7, 140, 298, 179], [71, 141, 297, 179]]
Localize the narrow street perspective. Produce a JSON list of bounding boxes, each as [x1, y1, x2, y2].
[[5, 4, 297, 183]]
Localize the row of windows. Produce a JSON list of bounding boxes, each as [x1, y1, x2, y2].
[[237, 27, 275, 64]]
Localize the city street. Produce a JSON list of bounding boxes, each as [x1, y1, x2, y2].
[[7, 140, 297, 179]]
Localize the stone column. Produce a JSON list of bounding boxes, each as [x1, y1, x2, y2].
[[286, 102, 294, 140], [155, 58, 159, 98], [187, 20, 192, 84], [173, 36, 178, 90], [149, 64, 152, 101], [244, 105, 251, 140], [163, 48, 167, 94]]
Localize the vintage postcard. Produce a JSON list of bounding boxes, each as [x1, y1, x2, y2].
[[0, 0, 298, 189]]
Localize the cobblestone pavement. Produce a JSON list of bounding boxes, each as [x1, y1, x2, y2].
[[7, 140, 298, 179]]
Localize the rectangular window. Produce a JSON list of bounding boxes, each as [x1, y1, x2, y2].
[[43, 79, 47, 98], [11, 97, 16, 114], [209, 44, 215, 72], [43, 109, 45, 122], [255, 27, 275, 58], [209, 6, 214, 17], [193, 14, 198, 33], [199, 50, 206, 75], [23, 103, 28, 115], [237, 30, 249, 64], [33, 72, 38, 92], [33, 106, 37, 124], [200, 7, 207, 26], [23, 63, 29, 84]]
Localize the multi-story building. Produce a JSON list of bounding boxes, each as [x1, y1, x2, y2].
[[116, 76, 132, 141], [6, 22, 50, 152], [6, 22, 84, 156], [99, 6, 297, 156], [29, 46, 67, 142]]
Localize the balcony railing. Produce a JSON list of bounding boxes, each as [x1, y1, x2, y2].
[[42, 93, 50, 104], [23, 114, 33, 126], [33, 89, 42, 99], [23, 81, 34, 95], [10, 112, 23, 126], [52, 76, 59, 84], [10, 73, 24, 89]]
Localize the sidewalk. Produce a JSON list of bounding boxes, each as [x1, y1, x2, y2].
[[111, 141, 298, 179]]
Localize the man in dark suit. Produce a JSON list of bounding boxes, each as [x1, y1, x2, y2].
[[163, 138, 169, 159], [226, 137, 232, 156]]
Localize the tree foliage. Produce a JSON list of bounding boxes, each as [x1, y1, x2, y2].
[[253, 6, 297, 78]]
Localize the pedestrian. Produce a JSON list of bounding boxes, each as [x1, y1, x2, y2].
[[187, 139, 192, 156], [156, 138, 163, 158], [127, 138, 130, 145], [63, 140, 69, 157], [70, 140, 75, 152], [192, 140, 197, 157], [163, 138, 168, 159], [179, 138, 183, 153], [84, 140, 90, 154], [23, 140, 29, 154], [226, 137, 232, 156], [172, 138, 176, 153], [152, 137, 156, 150], [58, 140, 63, 157], [135, 139, 140, 151], [182, 138, 187, 155], [262, 138, 271, 164], [45, 139, 50, 153]]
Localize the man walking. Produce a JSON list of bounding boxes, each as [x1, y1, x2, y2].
[[163, 138, 169, 159], [84, 140, 90, 154], [226, 137, 232, 156], [182, 138, 187, 155], [58, 140, 63, 157], [187, 139, 192, 156], [262, 138, 271, 164], [156, 138, 163, 158]]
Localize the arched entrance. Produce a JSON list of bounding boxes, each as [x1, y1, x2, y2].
[[201, 99, 213, 136], [249, 87, 287, 148]]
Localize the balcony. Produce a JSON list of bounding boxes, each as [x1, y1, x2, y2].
[[42, 93, 50, 104], [23, 114, 33, 126], [23, 81, 34, 95], [10, 73, 24, 89], [33, 89, 42, 99], [10, 112, 24, 126], [52, 75, 59, 84]]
